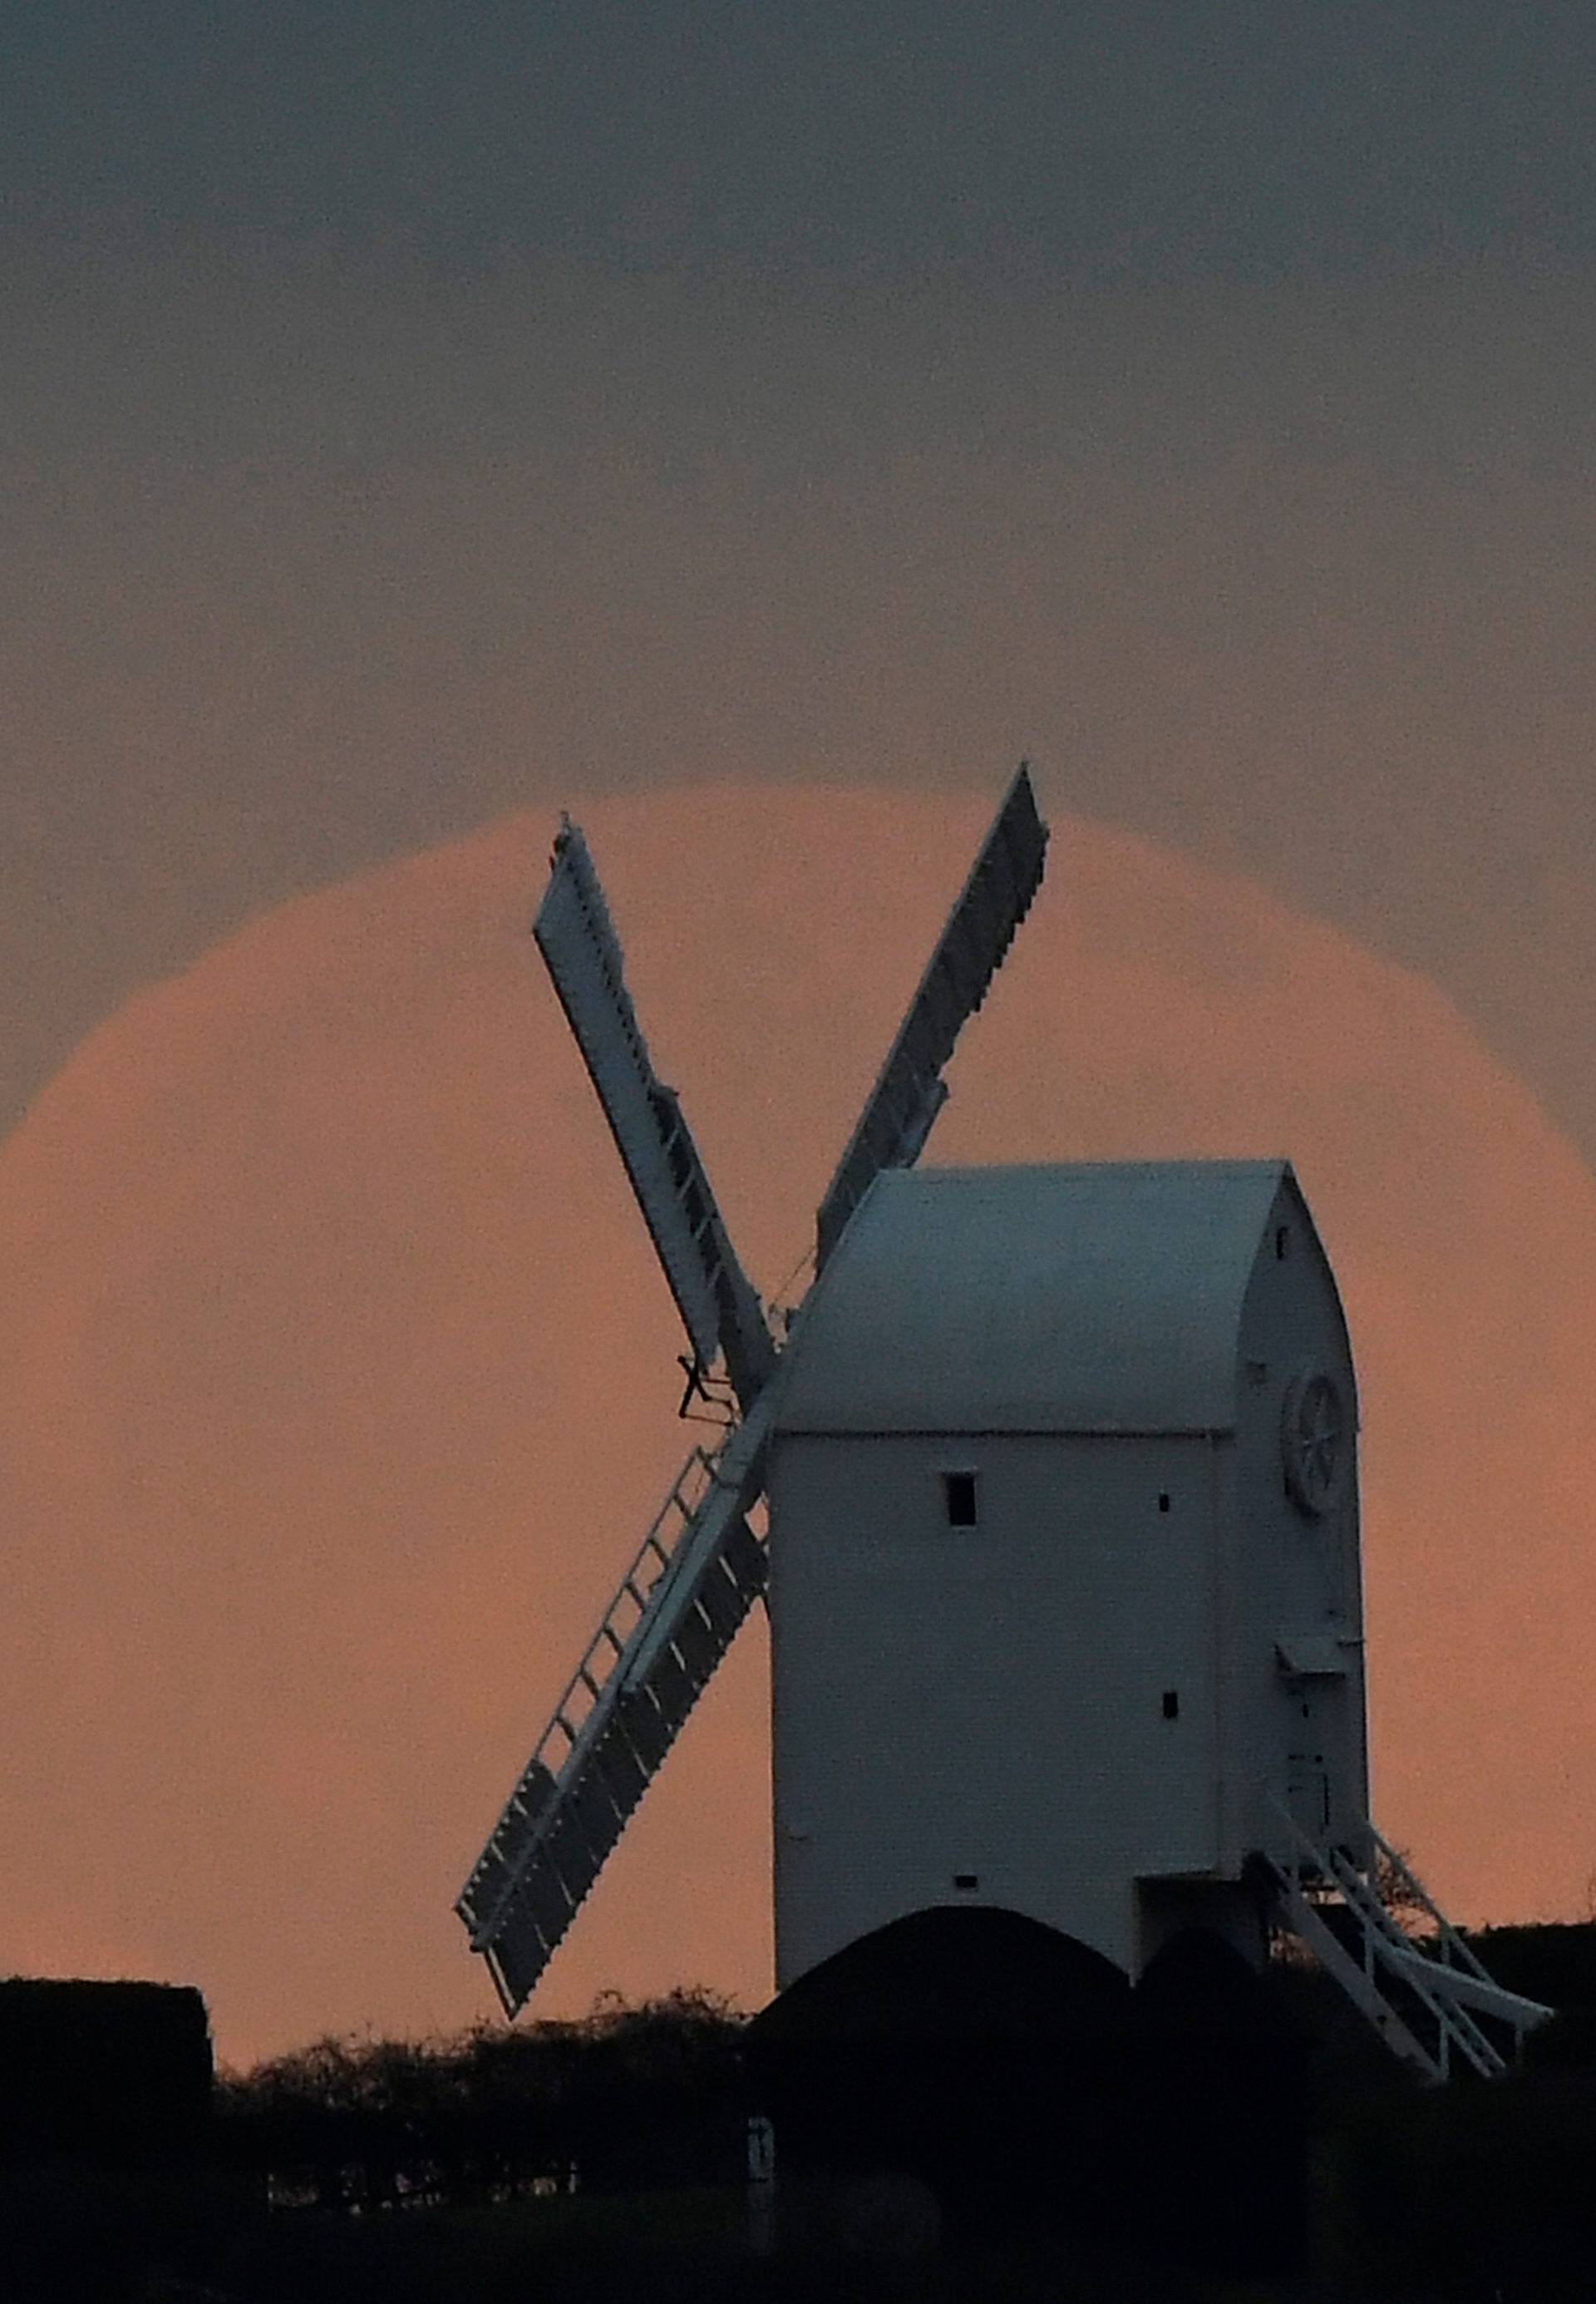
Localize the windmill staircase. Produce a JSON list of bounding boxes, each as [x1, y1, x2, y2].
[[1259, 1800, 1552, 2080]]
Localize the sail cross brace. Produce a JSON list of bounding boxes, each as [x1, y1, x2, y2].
[[457, 768, 1049, 2013]]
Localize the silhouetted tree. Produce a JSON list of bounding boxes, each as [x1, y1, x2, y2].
[[216, 1986, 745, 2207]]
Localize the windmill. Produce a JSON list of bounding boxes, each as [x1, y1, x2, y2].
[[456, 767, 1549, 2084]]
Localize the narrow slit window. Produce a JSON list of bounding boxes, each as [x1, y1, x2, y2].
[[942, 1471, 978, 1528], [1158, 1491, 1171, 1513], [1161, 1690, 1180, 1719], [1275, 1225, 1290, 1261]]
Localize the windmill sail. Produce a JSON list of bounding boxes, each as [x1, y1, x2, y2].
[[460, 815, 785, 2015], [534, 818, 774, 1408], [457, 1399, 774, 2015], [461, 770, 1050, 2020], [815, 764, 1049, 1270]]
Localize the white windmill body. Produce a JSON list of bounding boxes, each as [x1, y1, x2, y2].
[[767, 1159, 1366, 1991], [456, 770, 1549, 2084]]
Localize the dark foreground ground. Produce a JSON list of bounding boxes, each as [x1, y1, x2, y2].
[[5, 1923, 1595, 2302], [9, 2063, 1596, 2304], [2, 2170, 1286, 2304]]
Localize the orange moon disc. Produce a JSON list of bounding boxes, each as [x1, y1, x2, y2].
[[1, 782, 1592, 2068]]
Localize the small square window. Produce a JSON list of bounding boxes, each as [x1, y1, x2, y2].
[[942, 1471, 978, 1527], [953, 1872, 979, 1892]]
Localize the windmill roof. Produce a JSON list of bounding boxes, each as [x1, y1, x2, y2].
[[775, 1159, 1298, 1436]]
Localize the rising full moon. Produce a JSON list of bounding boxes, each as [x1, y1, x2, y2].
[[2, 783, 1592, 2065]]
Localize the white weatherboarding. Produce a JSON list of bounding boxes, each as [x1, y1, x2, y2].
[[456, 770, 1549, 2082]]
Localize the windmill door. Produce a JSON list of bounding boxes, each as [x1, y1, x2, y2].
[[1284, 1680, 1342, 1839], [1286, 1747, 1330, 1838]]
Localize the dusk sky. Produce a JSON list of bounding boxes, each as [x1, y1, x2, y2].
[[4, 7, 1594, 2061]]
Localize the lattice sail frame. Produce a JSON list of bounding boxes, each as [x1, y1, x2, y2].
[[456, 768, 1051, 2012], [457, 1407, 772, 2012]]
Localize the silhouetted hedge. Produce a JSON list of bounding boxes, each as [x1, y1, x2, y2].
[[1467, 1918, 1596, 2017], [168, 1921, 1596, 2297], [219, 1987, 745, 2207], [1328, 2063, 1596, 2301], [1304, 1921, 1596, 2300], [0, 1978, 212, 2166]]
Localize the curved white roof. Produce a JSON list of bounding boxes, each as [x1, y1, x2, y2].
[[776, 1161, 1299, 1435]]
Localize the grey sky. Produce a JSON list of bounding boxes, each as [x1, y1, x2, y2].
[[3, 3, 1593, 1154], [10, 3, 1595, 274]]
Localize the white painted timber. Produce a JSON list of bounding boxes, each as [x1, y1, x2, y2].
[[769, 1428, 1221, 1983], [1261, 1800, 1551, 2079], [533, 816, 773, 1407], [456, 1401, 771, 2015], [815, 765, 1048, 1271], [782, 1161, 1299, 1437], [767, 1157, 1370, 1986]]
